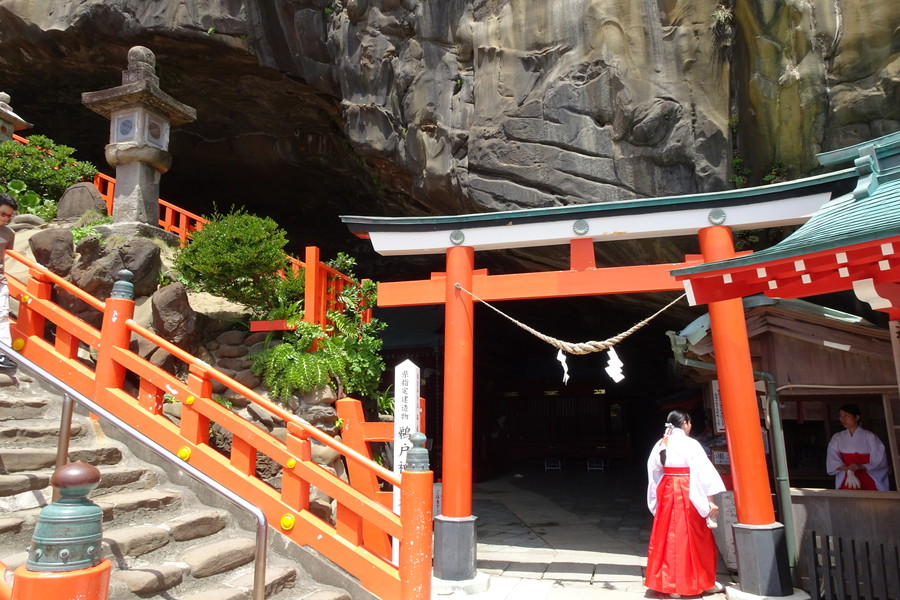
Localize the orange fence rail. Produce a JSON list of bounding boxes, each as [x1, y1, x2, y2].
[[12, 134, 359, 326], [335, 398, 428, 558], [90, 173, 364, 326], [5, 249, 432, 600]]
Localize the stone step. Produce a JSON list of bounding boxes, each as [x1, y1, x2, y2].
[[110, 561, 302, 600], [0, 550, 27, 572], [178, 588, 248, 600], [0, 445, 123, 474], [0, 397, 48, 421], [0, 472, 51, 497], [0, 488, 182, 551], [227, 565, 298, 598], [162, 509, 231, 542], [0, 516, 24, 539], [0, 465, 154, 520], [0, 380, 356, 600], [179, 536, 257, 578], [111, 561, 186, 597], [103, 509, 230, 559], [94, 488, 183, 522], [92, 464, 159, 496], [0, 420, 85, 444]]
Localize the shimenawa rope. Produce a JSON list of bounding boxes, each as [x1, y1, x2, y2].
[[454, 284, 686, 355]]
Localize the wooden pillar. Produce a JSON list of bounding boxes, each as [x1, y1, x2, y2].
[[442, 245, 475, 518], [433, 245, 477, 581], [699, 225, 774, 524], [699, 226, 792, 596]]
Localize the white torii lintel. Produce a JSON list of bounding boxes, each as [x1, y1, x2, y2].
[[342, 170, 853, 257]]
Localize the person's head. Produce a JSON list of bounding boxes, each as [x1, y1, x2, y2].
[[666, 409, 692, 434], [838, 403, 862, 431], [0, 193, 16, 224]]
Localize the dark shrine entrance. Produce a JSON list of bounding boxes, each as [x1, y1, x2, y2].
[[377, 295, 689, 484]]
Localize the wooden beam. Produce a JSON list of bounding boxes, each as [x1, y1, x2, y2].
[[377, 259, 702, 307]]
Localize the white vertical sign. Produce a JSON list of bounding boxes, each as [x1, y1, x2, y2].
[[392, 359, 420, 563], [711, 380, 725, 434]]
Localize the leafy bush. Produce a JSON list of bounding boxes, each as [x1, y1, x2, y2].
[[0, 134, 97, 206], [730, 156, 750, 188], [264, 267, 305, 325], [709, 3, 734, 48], [374, 386, 394, 416], [71, 212, 113, 243], [0, 179, 56, 220], [762, 163, 788, 184], [251, 259, 386, 401], [173, 208, 289, 310]]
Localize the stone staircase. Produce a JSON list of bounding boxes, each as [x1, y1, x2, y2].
[[0, 373, 360, 600]]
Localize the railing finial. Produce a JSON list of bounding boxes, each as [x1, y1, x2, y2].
[[110, 269, 134, 300], [405, 432, 429, 471]]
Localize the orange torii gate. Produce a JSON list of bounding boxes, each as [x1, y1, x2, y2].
[[342, 168, 854, 594]]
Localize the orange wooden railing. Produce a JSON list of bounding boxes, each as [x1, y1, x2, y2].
[[12, 135, 358, 326], [335, 398, 428, 558], [91, 172, 367, 327], [5, 249, 432, 600]]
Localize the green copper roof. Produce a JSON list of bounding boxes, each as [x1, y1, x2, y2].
[[341, 168, 856, 232], [816, 130, 900, 167], [673, 133, 900, 277]]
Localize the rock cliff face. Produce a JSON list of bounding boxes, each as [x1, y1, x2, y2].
[[0, 1, 898, 265]]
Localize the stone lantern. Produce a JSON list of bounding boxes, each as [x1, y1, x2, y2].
[[82, 46, 196, 225], [0, 92, 31, 142]]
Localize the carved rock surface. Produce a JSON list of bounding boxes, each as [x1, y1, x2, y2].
[[0, 1, 897, 279]]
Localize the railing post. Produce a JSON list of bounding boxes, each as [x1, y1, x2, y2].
[[14, 268, 53, 341], [304, 246, 323, 326], [282, 422, 311, 514], [94, 270, 134, 395], [400, 432, 433, 600], [12, 462, 111, 600], [180, 363, 212, 445]]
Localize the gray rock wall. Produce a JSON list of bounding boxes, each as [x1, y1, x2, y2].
[[0, 0, 898, 222]]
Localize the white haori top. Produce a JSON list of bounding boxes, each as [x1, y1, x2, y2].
[[647, 428, 726, 518], [826, 426, 889, 491]]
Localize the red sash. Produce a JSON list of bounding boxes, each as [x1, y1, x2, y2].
[[664, 467, 690, 476], [839, 453, 877, 490]]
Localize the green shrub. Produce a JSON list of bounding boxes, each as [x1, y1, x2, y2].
[[251, 257, 387, 402], [173, 207, 289, 310], [730, 156, 750, 188], [0, 134, 97, 206], [252, 322, 338, 399], [0, 179, 56, 220], [71, 213, 113, 243], [762, 163, 788, 184], [264, 267, 306, 325], [709, 3, 734, 48]]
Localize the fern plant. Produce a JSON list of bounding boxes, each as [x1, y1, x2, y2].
[[252, 321, 333, 400], [253, 342, 336, 400], [250, 258, 387, 403]]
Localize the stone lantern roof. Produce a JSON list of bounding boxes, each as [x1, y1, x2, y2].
[[81, 46, 196, 126], [0, 92, 32, 135]]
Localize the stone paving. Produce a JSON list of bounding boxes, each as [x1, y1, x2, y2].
[[434, 461, 734, 600]]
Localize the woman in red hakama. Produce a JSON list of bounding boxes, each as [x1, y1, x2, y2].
[[826, 403, 889, 491], [646, 410, 726, 597]]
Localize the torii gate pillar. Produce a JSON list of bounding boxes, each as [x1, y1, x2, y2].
[[699, 226, 793, 596], [433, 245, 478, 581]]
